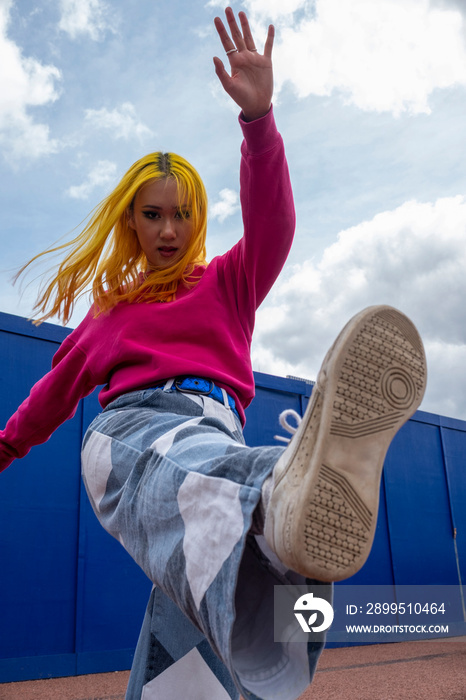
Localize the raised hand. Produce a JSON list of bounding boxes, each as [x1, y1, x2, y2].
[[213, 7, 274, 122]]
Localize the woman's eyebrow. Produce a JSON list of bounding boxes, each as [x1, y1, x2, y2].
[[141, 204, 189, 209]]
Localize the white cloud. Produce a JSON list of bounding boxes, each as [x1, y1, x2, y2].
[[84, 102, 153, 140], [252, 194, 466, 420], [208, 0, 307, 18], [430, 0, 466, 12], [209, 188, 240, 222], [66, 160, 117, 199], [244, 0, 308, 21], [0, 0, 60, 159], [244, 0, 466, 115], [58, 0, 116, 41]]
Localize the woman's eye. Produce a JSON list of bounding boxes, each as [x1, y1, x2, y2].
[[176, 209, 190, 219], [143, 211, 159, 219]]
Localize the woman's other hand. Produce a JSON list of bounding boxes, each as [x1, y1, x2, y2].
[[213, 7, 274, 121]]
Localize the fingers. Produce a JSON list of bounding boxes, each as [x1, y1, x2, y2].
[[225, 7, 246, 52], [214, 7, 271, 57], [214, 8, 245, 55], [263, 23, 275, 58], [212, 56, 232, 93], [213, 16, 236, 55], [238, 11, 257, 52]]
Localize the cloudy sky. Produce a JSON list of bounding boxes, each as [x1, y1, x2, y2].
[[1, 0, 466, 421]]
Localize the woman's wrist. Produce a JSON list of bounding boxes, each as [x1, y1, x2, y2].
[[240, 104, 272, 122]]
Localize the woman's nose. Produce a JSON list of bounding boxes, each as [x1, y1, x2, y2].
[[160, 218, 176, 238]]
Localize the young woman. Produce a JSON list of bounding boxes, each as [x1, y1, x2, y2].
[[0, 9, 427, 700]]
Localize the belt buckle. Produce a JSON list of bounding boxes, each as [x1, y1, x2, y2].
[[175, 377, 214, 396]]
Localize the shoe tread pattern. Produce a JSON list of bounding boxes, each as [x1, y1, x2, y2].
[[330, 309, 425, 438], [304, 463, 371, 576]]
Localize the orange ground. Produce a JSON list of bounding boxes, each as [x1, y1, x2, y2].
[[0, 637, 464, 700]]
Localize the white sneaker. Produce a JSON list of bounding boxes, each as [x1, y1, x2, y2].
[[264, 305, 427, 582]]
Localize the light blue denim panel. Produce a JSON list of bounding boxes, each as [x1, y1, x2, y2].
[[81, 388, 327, 700]]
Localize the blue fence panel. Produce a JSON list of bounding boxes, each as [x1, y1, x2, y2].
[[383, 414, 460, 586], [0, 314, 80, 680], [440, 419, 466, 588], [0, 312, 465, 682]]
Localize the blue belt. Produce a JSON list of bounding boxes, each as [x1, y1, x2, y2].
[[156, 377, 239, 419]]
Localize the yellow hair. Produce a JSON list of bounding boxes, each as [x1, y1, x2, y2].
[[17, 152, 208, 325]]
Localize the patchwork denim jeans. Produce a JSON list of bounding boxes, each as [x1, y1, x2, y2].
[[81, 387, 329, 700]]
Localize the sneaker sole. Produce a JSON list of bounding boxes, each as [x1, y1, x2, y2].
[[264, 305, 427, 581]]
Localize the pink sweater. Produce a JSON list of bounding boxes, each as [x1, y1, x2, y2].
[[0, 108, 295, 471]]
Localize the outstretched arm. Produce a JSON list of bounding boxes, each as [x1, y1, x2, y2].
[[213, 7, 274, 122]]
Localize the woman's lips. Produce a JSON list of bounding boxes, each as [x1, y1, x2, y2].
[[159, 246, 178, 258]]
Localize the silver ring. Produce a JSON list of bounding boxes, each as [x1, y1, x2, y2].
[[226, 48, 238, 55], [250, 48, 258, 52]]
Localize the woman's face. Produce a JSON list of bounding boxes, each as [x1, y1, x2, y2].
[[128, 178, 193, 269]]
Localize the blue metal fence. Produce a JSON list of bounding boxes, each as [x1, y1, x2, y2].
[[0, 311, 464, 682]]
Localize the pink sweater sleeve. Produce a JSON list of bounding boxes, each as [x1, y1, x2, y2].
[[0, 335, 96, 471], [221, 107, 296, 318]]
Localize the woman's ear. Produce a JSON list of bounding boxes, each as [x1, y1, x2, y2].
[[126, 207, 135, 230]]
